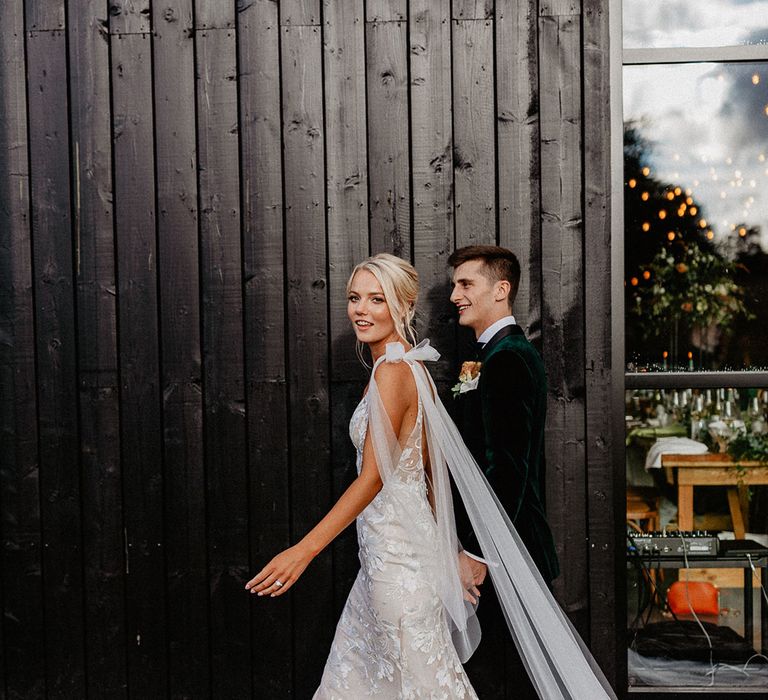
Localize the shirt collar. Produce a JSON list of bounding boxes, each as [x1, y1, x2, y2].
[[477, 315, 517, 346]]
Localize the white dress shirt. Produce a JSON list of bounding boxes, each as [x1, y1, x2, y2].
[[477, 315, 517, 346]]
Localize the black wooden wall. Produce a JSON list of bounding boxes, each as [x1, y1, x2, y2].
[[0, 0, 619, 697]]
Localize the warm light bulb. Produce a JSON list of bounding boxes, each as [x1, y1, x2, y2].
[[642, 270, 651, 280], [706, 230, 714, 240], [689, 206, 698, 215], [628, 178, 637, 188], [641, 192, 650, 201], [630, 277, 639, 286], [659, 210, 667, 219], [642, 222, 650, 232], [642, 167, 650, 176], [699, 219, 707, 228], [753, 74, 761, 85], [667, 231, 675, 241], [674, 187, 681, 196], [739, 227, 747, 237], [685, 197, 693, 205], [666, 191, 675, 201]]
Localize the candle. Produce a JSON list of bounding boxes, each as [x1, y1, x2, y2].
[[662, 350, 669, 371], [687, 351, 694, 371]]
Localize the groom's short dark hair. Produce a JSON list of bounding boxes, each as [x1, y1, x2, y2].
[[448, 246, 521, 309]]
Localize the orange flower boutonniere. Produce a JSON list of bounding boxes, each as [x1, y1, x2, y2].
[[452, 361, 482, 398]]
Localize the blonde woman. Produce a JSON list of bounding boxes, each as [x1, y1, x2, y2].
[[246, 254, 616, 700]]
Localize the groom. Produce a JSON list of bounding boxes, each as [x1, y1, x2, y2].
[[449, 245, 559, 699]]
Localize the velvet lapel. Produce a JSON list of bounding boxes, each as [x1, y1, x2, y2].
[[479, 324, 524, 361]]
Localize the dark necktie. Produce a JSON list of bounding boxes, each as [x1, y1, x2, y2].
[[474, 341, 485, 360]]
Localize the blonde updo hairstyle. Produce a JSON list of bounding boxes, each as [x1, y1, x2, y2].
[[346, 253, 419, 366]]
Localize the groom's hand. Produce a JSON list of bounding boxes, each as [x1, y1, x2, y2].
[[458, 551, 487, 604]]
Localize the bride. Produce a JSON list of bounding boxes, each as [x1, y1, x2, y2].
[[245, 254, 616, 700]]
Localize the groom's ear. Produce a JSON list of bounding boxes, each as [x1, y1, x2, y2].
[[494, 279, 511, 303]]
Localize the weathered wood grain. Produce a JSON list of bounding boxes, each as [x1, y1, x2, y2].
[[238, 1, 293, 694], [324, 0, 369, 379], [539, 12, 588, 635], [496, 0, 541, 337], [281, 0, 320, 26], [583, 1, 621, 683], [409, 0, 455, 377], [152, 1, 208, 696], [26, 26, 87, 697], [108, 0, 151, 34], [453, 0, 494, 20], [68, 1, 126, 696], [366, 0, 407, 22], [540, 0, 580, 15], [111, 30, 168, 696], [0, 4, 45, 697], [281, 23, 334, 696], [25, 0, 65, 30], [194, 16, 251, 697], [366, 19, 411, 258], [452, 18, 496, 246]]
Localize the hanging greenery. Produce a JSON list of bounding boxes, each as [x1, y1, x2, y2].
[[630, 243, 752, 341]]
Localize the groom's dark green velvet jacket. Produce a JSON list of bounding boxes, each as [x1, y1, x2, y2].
[[456, 324, 560, 583]]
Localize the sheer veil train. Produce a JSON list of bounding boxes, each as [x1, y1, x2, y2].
[[366, 339, 617, 700]]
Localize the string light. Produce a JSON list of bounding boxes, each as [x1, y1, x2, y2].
[[642, 270, 651, 280], [674, 187, 681, 196], [630, 277, 639, 286], [642, 167, 651, 176], [739, 227, 747, 237], [706, 230, 714, 240], [659, 210, 667, 219], [667, 231, 675, 241], [699, 219, 707, 228], [666, 191, 675, 201], [641, 192, 650, 201], [642, 222, 650, 232], [628, 178, 637, 188], [686, 196, 693, 205], [753, 74, 761, 85], [689, 206, 698, 215]]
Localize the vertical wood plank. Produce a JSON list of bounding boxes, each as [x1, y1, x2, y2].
[[68, 1, 127, 696], [583, 0, 621, 686], [238, 1, 293, 695], [26, 18, 88, 697], [539, 11, 588, 635], [111, 29, 168, 695], [409, 0, 454, 377], [108, 0, 151, 33], [281, 23, 334, 697], [324, 0, 368, 377], [0, 3, 46, 697], [453, 0, 494, 20], [152, 2, 209, 697], [496, 0, 541, 336], [25, 1, 65, 30], [366, 18, 411, 257], [323, 0, 369, 614], [281, 0, 320, 26], [194, 13, 251, 697], [366, 0, 407, 22], [452, 18, 496, 247]]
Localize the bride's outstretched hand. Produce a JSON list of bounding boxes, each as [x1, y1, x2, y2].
[[245, 544, 313, 598]]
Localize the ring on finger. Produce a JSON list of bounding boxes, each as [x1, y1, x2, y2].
[[275, 579, 284, 588]]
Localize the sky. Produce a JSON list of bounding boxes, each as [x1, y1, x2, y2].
[[623, 3, 768, 252]]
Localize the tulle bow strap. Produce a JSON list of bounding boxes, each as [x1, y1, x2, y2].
[[384, 339, 441, 364]]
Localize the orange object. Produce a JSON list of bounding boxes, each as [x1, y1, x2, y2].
[[667, 581, 719, 616]]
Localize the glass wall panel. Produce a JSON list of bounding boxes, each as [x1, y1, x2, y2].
[[624, 62, 768, 371], [624, 0, 768, 49], [625, 387, 768, 689]]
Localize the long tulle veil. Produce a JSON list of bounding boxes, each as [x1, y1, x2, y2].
[[366, 340, 617, 700]]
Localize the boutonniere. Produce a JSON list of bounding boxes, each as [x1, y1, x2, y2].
[[452, 361, 482, 398]]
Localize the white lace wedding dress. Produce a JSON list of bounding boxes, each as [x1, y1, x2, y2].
[[313, 393, 477, 699]]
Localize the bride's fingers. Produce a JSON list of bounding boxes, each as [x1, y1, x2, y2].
[[249, 571, 279, 595], [245, 567, 272, 591], [268, 576, 294, 597]]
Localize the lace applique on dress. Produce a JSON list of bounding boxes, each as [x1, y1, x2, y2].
[[313, 394, 477, 699]]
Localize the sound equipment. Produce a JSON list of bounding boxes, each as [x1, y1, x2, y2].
[[627, 530, 719, 558]]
